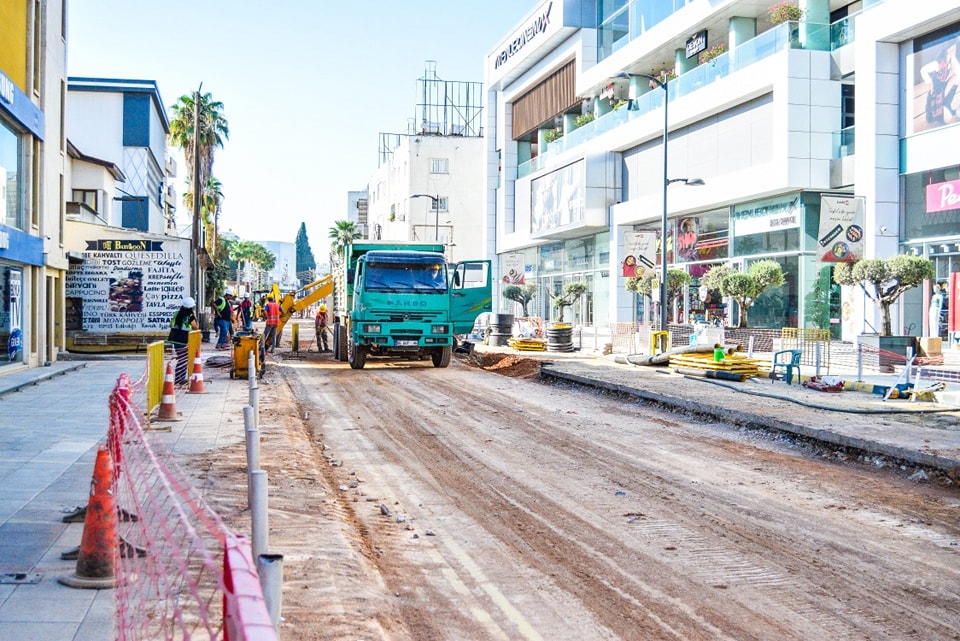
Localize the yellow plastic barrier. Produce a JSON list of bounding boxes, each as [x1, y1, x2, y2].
[[649, 330, 670, 356]]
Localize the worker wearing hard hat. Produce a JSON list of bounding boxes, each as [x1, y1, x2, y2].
[[212, 288, 236, 350], [315, 303, 330, 352], [263, 295, 281, 353]]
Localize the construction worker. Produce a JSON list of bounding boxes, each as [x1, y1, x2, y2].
[[239, 292, 254, 331], [315, 303, 330, 352], [263, 295, 281, 353], [167, 297, 199, 383], [212, 289, 236, 350]]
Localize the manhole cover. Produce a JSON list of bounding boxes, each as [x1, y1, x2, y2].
[[0, 572, 42, 584]]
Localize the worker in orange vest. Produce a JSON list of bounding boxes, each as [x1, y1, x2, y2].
[[263, 295, 281, 353]]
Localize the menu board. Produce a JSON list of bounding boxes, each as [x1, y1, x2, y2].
[[65, 237, 190, 332]]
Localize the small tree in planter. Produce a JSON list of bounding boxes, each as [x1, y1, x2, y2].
[[625, 268, 692, 322], [698, 42, 727, 65], [543, 128, 562, 144], [502, 284, 538, 317], [833, 255, 934, 336], [702, 260, 785, 328], [551, 282, 588, 324]]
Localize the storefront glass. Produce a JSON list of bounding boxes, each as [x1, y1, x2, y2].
[[0, 120, 23, 230], [901, 164, 960, 239], [0, 263, 24, 366]]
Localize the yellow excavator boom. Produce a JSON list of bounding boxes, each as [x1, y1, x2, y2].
[[276, 274, 334, 336]]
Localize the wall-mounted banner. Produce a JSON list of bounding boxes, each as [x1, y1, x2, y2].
[[676, 216, 700, 263], [531, 160, 584, 234], [818, 195, 865, 263], [502, 253, 525, 284], [6, 268, 22, 361], [65, 236, 190, 332], [622, 231, 656, 277], [908, 24, 960, 135]]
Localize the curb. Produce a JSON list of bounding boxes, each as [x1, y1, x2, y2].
[[0, 361, 88, 398], [539, 364, 960, 478]]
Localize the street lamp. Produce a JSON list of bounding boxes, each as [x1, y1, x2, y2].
[[617, 72, 704, 331], [410, 193, 440, 241]]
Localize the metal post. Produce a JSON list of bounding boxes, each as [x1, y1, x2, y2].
[[815, 341, 822, 378], [659, 81, 669, 333], [257, 554, 284, 634], [248, 351, 259, 418], [190, 85, 203, 307], [434, 194, 439, 241], [250, 470, 268, 561], [856, 340, 863, 382]]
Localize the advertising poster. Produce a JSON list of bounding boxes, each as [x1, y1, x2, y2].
[[622, 231, 656, 277], [531, 160, 584, 234], [65, 238, 190, 332], [909, 24, 960, 134], [502, 253, 525, 284], [676, 217, 700, 263], [818, 196, 865, 263], [6, 269, 22, 361]]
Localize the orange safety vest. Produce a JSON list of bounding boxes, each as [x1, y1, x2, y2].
[[265, 302, 280, 326]]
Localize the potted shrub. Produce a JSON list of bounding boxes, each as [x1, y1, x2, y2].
[[834, 254, 934, 336], [698, 43, 727, 65], [543, 128, 562, 144], [574, 113, 595, 128], [649, 69, 677, 88], [769, 1, 803, 24], [502, 284, 537, 317], [701, 260, 785, 328]]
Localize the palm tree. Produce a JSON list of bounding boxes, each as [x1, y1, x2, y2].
[[328, 220, 360, 264], [183, 176, 224, 255], [169, 91, 229, 219]]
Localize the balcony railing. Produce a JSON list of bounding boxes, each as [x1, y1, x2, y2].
[[520, 21, 834, 178], [832, 126, 856, 158]]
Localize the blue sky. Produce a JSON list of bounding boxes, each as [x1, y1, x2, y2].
[[67, 1, 533, 254]]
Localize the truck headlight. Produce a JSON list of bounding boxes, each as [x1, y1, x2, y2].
[[363, 324, 381, 333], [431, 325, 448, 334]]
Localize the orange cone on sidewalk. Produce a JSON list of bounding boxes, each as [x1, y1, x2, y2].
[[59, 446, 117, 589], [156, 362, 180, 421], [188, 347, 206, 394]]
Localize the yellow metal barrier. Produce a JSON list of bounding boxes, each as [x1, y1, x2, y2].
[[292, 323, 300, 353], [649, 330, 670, 356], [187, 330, 201, 379], [146, 341, 166, 416], [781, 328, 831, 368]]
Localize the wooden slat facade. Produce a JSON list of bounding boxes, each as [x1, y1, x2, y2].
[[511, 60, 580, 140]]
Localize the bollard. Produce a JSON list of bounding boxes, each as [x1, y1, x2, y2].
[[248, 352, 259, 419], [747, 335, 754, 358], [292, 323, 300, 354], [258, 553, 284, 634], [250, 470, 269, 562], [244, 406, 259, 507], [815, 342, 822, 378], [857, 341, 863, 382]]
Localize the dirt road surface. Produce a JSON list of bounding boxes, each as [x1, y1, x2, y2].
[[195, 348, 960, 641]]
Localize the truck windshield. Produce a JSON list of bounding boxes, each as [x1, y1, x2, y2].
[[365, 263, 447, 292]]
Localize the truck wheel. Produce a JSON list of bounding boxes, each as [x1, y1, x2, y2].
[[432, 346, 451, 368], [348, 334, 367, 369], [338, 325, 349, 362]]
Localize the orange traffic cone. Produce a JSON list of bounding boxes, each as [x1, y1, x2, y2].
[[156, 362, 180, 421], [59, 446, 117, 589], [188, 347, 206, 394]]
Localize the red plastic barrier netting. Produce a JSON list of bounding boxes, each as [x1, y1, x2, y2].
[[107, 372, 276, 641]]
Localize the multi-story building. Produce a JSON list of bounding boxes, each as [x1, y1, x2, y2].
[[368, 62, 486, 263], [0, 0, 67, 372], [484, 0, 960, 346], [66, 78, 175, 234]]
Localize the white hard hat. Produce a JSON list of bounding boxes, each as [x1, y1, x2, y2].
[[181, 296, 196, 309], [243, 292, 250, 299], [224, 288, 235, 296]]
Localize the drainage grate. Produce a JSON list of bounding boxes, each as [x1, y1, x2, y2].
[[0, 572, 42, 584]]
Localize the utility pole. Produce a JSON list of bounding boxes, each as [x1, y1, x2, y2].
[[190, 83, 203, 316]]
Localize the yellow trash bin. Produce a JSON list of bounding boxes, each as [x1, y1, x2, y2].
[[231, 331, 264, 379]]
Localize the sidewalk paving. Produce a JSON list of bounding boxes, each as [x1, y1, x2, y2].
[[0, 345, 958, 639]]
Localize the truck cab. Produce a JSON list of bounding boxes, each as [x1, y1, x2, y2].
[[342, 249, 490, 369]]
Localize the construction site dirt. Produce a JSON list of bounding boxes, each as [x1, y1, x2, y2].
[[191, 349, 960, 641]]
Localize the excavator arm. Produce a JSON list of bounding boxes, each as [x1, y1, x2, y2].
[[276, 274, 334, 337]]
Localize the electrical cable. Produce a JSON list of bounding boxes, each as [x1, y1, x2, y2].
[[681, 375, 960, 415]]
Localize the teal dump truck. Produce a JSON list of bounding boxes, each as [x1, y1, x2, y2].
[[332, 241, 491, 369]]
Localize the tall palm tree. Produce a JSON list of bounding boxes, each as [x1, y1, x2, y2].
[[169, 91, 229, 213], [183, 176, 224, 255], [328, 220, 360, 264]]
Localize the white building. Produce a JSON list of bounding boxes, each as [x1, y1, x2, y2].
[[367, 62, 486, 263], [67, 78, 175, 235], [256, 240, 299, 291], [484, 0, 960, 346]]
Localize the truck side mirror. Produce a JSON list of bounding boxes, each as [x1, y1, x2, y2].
[[453, 270, 461, 287]]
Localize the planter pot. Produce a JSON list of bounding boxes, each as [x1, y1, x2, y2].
[[858, 334, 917, 371]]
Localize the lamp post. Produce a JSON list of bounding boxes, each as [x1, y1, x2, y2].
[[410, 193, 440, 241], [619, 72, 704, 331]]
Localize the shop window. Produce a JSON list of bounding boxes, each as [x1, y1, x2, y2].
[[72, 189, 100, 213], [0, 121, 23, 230]]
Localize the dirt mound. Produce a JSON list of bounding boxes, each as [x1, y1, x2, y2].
[[470, 352, 542, 379]]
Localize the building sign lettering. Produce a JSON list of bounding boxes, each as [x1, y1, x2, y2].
[[926, 178, 960, 213], [493, 1, 553, 70]]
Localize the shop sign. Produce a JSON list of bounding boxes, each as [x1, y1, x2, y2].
[[926, 178, 960, 213], [492, 1, 554, 73], [502, 253, 525, 284], [732, 196, 800, 237], [817, 195, 865, 263], [686, 31, 707, 59], [622, 231, 656, 277]]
